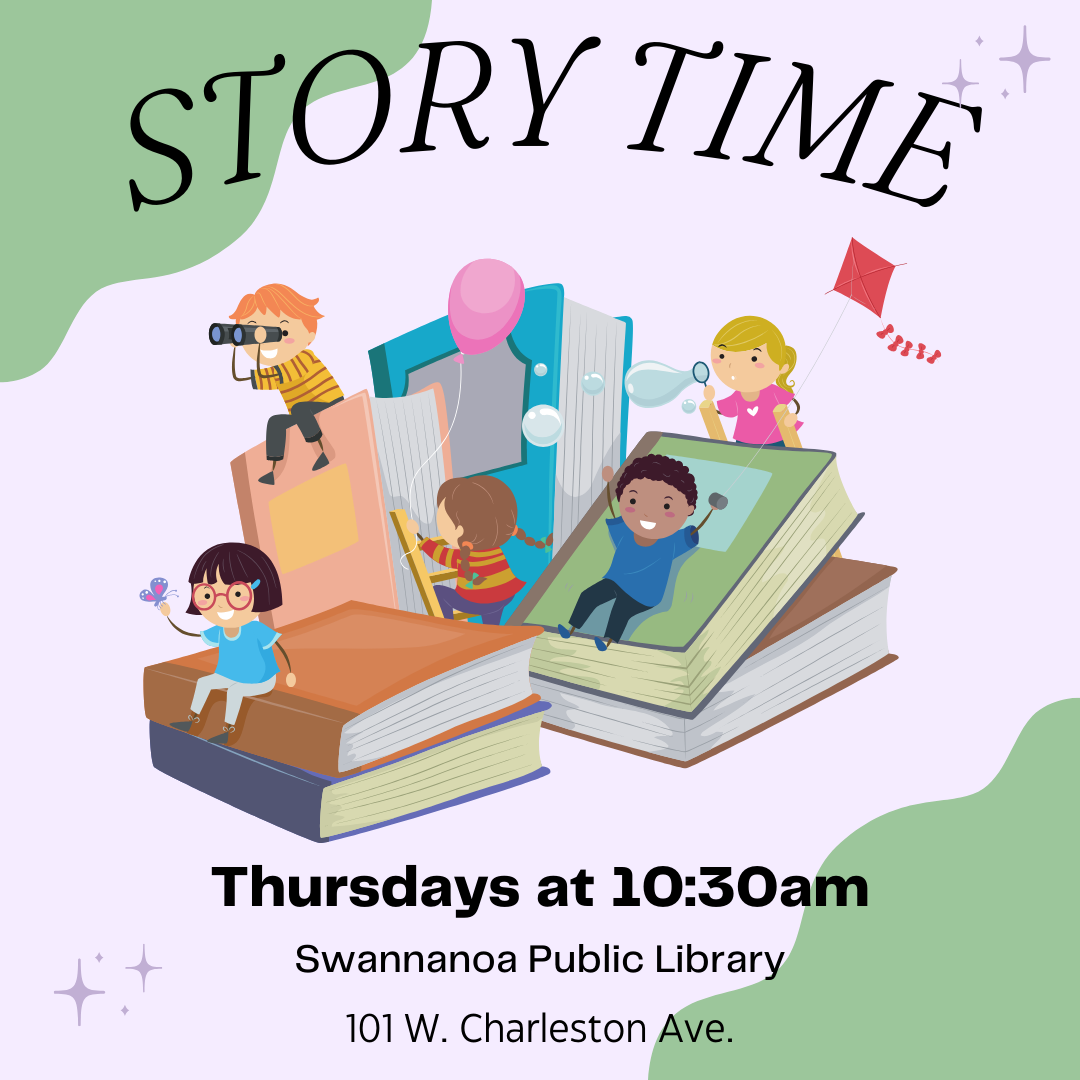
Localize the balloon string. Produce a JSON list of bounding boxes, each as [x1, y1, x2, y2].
[[399, 360, 464, 571], [720, 296, 850, 499]]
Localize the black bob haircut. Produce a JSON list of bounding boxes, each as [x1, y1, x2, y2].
[[186, 542, 283, 614], [615, 453, 698, 510]]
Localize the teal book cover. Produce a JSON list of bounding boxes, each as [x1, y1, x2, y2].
[[2, 2, 1074, 1078]]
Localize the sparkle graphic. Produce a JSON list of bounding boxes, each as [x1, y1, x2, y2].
[[126, 945, 162, 992], [54, 960, 105, 1026], [1002, 89, 1010, 100], [943, 61, 978, 103], [94, 953, 103, 963], [976, 36, 983, 46], [121, 1006, 129, 1016], [999, 26, 1050, 92]]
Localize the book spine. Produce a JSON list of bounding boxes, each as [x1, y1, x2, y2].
[[144, 663, 349, 776]]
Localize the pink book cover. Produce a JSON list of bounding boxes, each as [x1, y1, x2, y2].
[[231, 390, 398, 628]]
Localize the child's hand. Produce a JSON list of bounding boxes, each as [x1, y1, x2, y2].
[[703, 385, 716, 402], [602, 466, 614, 482], [159, 602, 171, 617], [285, 673, 297, 687], [405, 519, 419, 535], [782, 411, 797, 428]]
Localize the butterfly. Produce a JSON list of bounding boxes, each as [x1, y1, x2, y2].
[[140, 577, 178, 609]]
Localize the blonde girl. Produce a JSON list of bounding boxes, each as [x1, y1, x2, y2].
[[405, 477, 551, 624], [700, 316, 803, 446]]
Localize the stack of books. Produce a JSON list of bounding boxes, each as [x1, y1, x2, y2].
[[145, 603, 549, 840], [510, 432, 898, 765]]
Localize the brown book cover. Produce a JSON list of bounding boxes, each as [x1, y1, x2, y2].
[[144, 601, 543, 775], [540, 557, 898, 766], [231, 390, 399, 629], [749, 556, 895, 654]]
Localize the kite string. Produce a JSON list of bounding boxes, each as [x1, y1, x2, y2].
[[398, 360, 464, 571], [719, 296, 851, 499]]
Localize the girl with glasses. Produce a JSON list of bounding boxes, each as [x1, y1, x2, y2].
[[159, 542, 295, 745]]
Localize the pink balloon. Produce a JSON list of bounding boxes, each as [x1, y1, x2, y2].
[[447, 259, 525, 357]]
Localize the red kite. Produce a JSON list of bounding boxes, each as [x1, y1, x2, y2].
[[829, 239, 901, 317]]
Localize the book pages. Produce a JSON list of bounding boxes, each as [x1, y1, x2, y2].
[[553, 301, 627, 551], [370, 387, 450, 614]]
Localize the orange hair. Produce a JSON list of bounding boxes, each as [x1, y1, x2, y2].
[[230, 284, 323, 333]]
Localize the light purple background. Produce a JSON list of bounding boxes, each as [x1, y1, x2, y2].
[[3, 2, 1074, 1076]]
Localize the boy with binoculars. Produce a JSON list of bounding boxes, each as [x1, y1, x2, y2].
[[213, 283, 344, 484]]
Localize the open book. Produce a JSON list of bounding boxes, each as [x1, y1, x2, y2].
[[231, 387, 451, 625], [510, 432, 863, 714], [369, 284, 633, 621]]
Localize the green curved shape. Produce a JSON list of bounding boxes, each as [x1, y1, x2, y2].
[[1, 2, 431, 383], [650, 698, 1078, 1078]]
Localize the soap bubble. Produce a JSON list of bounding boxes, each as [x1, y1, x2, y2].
[[581, 372, 604, 395], [522, 405, 563, 447], [533, 363, 548, 377], [681, 398, 697, 414], [624, 360, 711, 408]]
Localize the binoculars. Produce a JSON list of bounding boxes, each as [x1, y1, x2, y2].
[[208, 323, 284, 346]]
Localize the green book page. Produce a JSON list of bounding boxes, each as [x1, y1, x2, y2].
[[523, 437, 835, 648]]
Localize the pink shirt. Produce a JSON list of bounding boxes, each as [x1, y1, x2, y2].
[[714, 383, 803, 444]]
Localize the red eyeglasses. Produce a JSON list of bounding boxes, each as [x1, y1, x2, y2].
[[191, 581, 254, 611]]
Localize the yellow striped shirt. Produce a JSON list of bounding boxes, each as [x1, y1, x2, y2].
[[250, 350, 343, 413]]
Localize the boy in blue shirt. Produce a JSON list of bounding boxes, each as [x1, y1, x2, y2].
[[559, 453, 715, 651]]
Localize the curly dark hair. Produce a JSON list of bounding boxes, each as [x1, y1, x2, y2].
[[615, 453, 698, 508], [185, 542, 283, 614]]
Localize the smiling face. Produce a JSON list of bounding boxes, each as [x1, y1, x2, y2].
[[241, 308, 317, 366], [619, 478, 695, 544], [191, 572, 259, 631], [710, 342, 789, 395]]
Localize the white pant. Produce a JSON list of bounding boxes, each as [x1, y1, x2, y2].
[[190, 673, 277, 729]]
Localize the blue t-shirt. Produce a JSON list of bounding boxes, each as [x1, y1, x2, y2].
[[201, 620, 280, 683], [604, 517, 699, 607]]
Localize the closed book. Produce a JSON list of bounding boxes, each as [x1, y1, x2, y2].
[[149, 702, 550, 842], [532, 558, 897, 765], [144, 601, 543, 776], [511, 431, 866, 714]]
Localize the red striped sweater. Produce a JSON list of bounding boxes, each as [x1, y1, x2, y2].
[[419, 539, 525, 604]]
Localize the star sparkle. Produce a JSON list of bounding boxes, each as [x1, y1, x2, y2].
[[943, 61, 978, 104], [999, 26, 1050, 92], [54, 960, 105, 1027], [126, 945, 162, 992], [976, 36, 983, 46]]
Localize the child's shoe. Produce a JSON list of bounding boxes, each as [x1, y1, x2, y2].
[[170, 713, 201, 733], [312, 453, 329, 471], [208, 724, 238, 747], [557, 624, 573, 639], [594, 637, 608, 652]]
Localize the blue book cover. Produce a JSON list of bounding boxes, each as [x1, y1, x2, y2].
[[369, 283, 633, 621], [150, 701, 551, 843]]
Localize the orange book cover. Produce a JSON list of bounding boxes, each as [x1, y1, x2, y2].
[[231, 390, 398, 628], [144, 601, 544, 775]]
